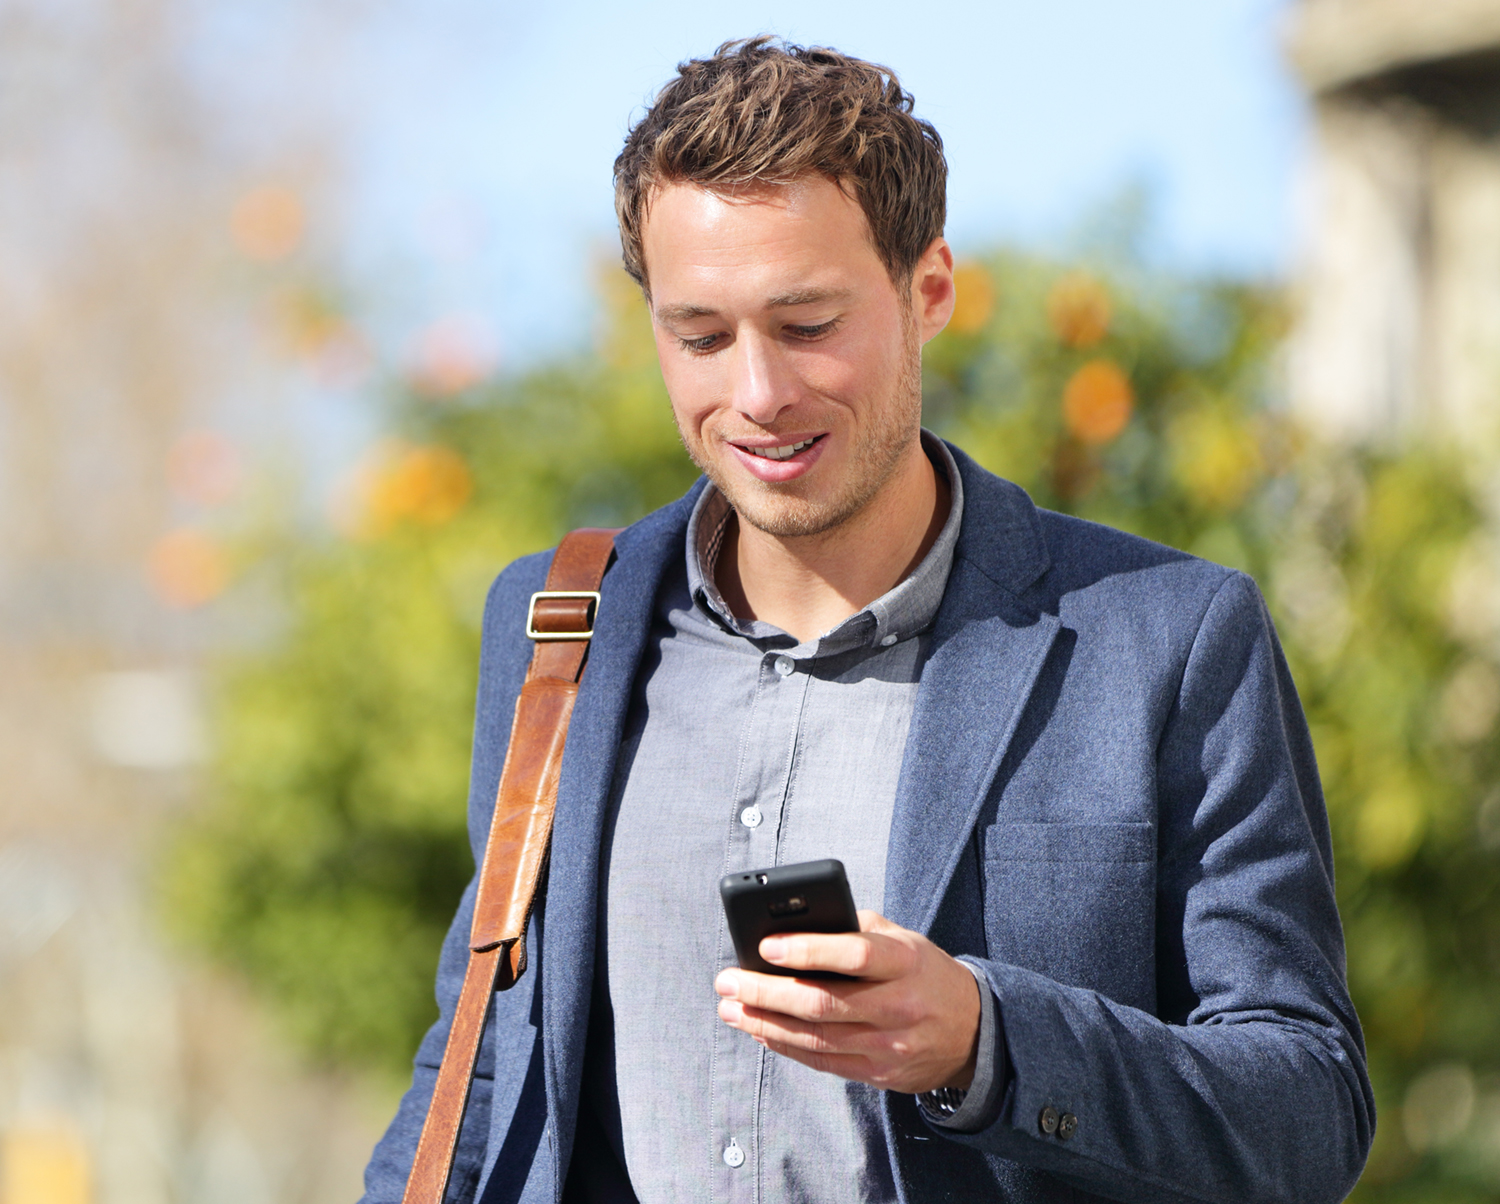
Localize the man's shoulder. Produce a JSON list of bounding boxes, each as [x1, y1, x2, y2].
[[478, 480, 705, 636], [477, 548, 553, 643], [1034, 507, 1235, 596], [1038, 506, 1249, 627], [950, 444, 1242, 615]]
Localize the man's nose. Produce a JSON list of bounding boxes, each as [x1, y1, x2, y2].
[[731, 330, 799, 425]]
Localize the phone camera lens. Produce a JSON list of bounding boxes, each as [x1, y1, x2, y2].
[[756, 873, 768, 885]]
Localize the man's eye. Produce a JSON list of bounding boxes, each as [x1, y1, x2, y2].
[[786, 320, 839, 341], [677, 333, 723, 354]]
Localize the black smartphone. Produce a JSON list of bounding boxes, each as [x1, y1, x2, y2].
[[719, 858, 860, 978]]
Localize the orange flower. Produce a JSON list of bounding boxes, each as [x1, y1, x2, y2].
[[1047, 273, 1111, 347], [230, 185, 303, 262], [1063, 360, 1133, 444], [948, 263, 996, 334], [1, 1125, 91, 1204], [148, 529, 230, 608], [337, 442, 475, 537]]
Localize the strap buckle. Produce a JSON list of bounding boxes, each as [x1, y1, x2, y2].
[[526, 590, 600, 641]]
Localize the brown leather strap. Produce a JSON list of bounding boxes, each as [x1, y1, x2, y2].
[[403, 527, 619, 1204]]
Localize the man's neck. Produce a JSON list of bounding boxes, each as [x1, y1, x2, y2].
[[714, 441, 951, 644]]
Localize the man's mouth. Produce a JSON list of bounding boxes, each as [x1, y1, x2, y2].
[[738, 436, 821, 461]]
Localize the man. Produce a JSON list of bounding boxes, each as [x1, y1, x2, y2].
[[364, 37, 1373, 1204]]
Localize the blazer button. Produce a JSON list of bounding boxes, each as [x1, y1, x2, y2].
[[1038, 1105, 1060, 1135], [1057, 1112, 1078, 1141]]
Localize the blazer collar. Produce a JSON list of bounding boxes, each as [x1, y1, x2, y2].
[[944, 440, 1051, 598], [883, 448, 1060, 933]]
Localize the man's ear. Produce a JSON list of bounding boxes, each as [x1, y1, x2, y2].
[[911, 237, 956, 346]]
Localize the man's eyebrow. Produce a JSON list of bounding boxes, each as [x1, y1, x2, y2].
[[655, 289, 853, 325], [765, 287, 853, 309], [654, 303, 717, 325]]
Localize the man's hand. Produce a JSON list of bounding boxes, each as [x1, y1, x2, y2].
[[713, 910, 981, 1094]]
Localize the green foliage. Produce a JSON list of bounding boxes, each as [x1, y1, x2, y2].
[[168, 253, 1500, 1196], [1284, 453, 1500, 1197], [163, 277, 698, 1074]]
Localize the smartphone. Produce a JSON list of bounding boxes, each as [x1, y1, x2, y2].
[[719, 858, 860, 979]]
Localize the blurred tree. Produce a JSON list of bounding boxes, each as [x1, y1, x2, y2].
[[164, 272, 697, 1069], [168, 252, 1500, 1198], [1282, 451, 1500, 1200]]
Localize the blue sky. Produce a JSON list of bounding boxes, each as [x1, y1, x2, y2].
[[314, 0, 1305, 367]]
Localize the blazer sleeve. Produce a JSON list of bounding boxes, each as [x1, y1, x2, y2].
[[937, 571, 1375, 1204], [360, 551, 552, 1203], [360, 877, 494, 1204]]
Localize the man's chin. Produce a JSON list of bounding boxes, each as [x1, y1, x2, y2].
[[715, 481, 864, 541]]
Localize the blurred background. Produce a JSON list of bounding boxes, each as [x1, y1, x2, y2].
[[2, 0, 1498, 1200]]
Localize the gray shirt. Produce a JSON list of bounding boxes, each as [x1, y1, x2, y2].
[[582, 435, 999, 1203]]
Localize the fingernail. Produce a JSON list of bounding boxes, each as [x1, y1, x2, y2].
[[761, 938, 786, 961], [715, 970, 739, 998]]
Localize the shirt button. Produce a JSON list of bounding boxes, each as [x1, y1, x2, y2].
[[722, 1138, 745, 1168], [1057, 1112, 1078, 1141], [1038, 1105, 1060, 1135], [880, 633, 898, 647], [773, 654, 795, 676], [740, 806, 763, 828]]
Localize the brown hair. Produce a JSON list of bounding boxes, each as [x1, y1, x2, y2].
[[613, 36, 947, 293]]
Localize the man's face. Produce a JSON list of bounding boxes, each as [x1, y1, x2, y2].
[[640, 177, 948, 539]]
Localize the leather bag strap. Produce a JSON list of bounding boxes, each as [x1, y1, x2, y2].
[[402, 527, 620, 1204]]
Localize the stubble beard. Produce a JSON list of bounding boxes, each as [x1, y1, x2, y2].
[[681, 325, 925, 540]]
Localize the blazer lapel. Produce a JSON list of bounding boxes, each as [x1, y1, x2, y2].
[[884, 449, 1060, 934], [539, 487, 700, 1157]]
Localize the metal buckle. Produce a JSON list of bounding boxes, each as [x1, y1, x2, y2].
[[526, 590, 600, 641]]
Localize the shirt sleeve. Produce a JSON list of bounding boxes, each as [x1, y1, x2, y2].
[[916, 957, 1007, 1134]]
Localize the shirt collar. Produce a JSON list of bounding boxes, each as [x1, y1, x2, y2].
[[684, 431, 965, 656]]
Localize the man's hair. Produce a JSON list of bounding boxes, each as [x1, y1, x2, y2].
[[614, 36, 947, 293]]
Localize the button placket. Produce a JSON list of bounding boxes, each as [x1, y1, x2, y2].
[[731, 651, 810, 863], [711, 650, 812, 1203]]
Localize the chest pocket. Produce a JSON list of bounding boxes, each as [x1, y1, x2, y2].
[[981, 821, 1157, 1010]]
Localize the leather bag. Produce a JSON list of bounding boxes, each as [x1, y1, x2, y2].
[[402, 528, 620, 1204]]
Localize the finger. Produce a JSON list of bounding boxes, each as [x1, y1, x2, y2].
[[715, 968, 866, 1023], [718, 998, 882, 1058], [760, 1035, 938, 1093], [758, 1036, 877, 1083], [758, 929, 916, 980], [739, 1002, 978, 1096]]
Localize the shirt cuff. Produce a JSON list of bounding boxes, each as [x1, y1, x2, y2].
[[916, 958, 1006, 1134]]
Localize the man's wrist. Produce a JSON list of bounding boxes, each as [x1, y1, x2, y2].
[[939, 956, 982, 1090], [918, 959, 1005, 1134]]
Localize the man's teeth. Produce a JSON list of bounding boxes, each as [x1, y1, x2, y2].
[[744, 438, 816, 461]]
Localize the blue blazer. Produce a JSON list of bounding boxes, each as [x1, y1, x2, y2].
[[363, 446, 1374, 1204]]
